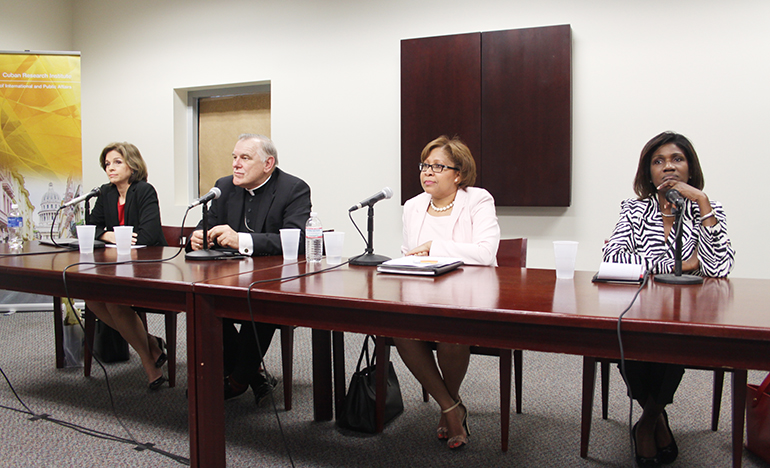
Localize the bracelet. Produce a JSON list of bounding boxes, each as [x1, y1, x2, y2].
[[700, 209, 716, 223]]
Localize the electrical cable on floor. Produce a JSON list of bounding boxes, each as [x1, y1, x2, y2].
[[4, 206, 351, 466], [243, 259, 351, 468], [0, 347, 190, 465], [46, 211, 194, 464]]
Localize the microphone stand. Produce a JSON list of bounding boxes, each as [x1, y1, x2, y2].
[[350, 205, 391, 266], [84, 199, 92, 225], [654, 202, 703, 285], [185, 202, 228, 260]]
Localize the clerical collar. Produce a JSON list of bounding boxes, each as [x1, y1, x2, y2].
[[244, 174, 272, 196]]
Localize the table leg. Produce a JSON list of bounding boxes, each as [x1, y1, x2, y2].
[[53, 297, 65, 369], [332, 331, 345, 421], [190, 293, 225, 468], [312, 329, 333, 421], [732, 369, 748, 468], [580, 356, 597, 458], [499, 349, 512, 452], [375, 337, 390, 433]]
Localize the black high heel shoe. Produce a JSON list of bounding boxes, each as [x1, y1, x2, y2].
[[154, 336, 167, 369], [632, 421, 660, 467], [149, 375, 167, 391], [657, 410, 679, 464]]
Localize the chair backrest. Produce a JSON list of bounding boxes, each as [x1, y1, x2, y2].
[[496, 238, 527, 268], [162, 225, 196, 248]]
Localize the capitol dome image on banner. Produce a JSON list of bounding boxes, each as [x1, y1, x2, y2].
[[0, 51, 82, 243]]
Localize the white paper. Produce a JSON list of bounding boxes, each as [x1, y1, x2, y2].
[[380, 256, 463, 268], [596, 262, 645, 281]]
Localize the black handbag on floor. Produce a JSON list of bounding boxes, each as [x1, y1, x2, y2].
[[93, 320, 130, 363], [338, 335, 404, 433]]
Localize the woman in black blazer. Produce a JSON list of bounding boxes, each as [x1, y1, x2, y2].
[[86, 142, 168, 390]]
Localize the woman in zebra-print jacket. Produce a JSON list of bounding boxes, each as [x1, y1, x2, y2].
[[603, 131, 735, 466]]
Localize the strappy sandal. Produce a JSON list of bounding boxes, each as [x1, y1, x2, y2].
[[443, 400, 470, 450]]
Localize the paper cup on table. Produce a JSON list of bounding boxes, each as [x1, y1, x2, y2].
[[114, 226, 134, 255], [553, 241, 578, 280], [279, 228, 300, 262], [75, 225, 96, 254], [323, 231, 345, 265]]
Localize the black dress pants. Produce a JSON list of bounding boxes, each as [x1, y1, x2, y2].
[[223, 318, 278, 386], [620, 361, 685, 406]]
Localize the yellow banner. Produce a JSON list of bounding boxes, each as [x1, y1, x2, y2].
[[0, 52, 82, 241]]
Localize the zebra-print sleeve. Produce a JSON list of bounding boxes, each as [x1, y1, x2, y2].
[[696, 201, 734, 277]]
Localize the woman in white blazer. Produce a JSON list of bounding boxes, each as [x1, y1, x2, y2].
[[394, 135, 500, 450]]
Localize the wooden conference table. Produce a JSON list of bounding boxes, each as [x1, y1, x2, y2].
[[1, 244, 769, 467], [192, 259, 770, 468], [0, 243, 288, 378]]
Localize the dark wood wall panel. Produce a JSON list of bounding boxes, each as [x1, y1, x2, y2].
[[401, 25, 572, 207], [400, 33, 482, 204], [481, 25, 572, 206]]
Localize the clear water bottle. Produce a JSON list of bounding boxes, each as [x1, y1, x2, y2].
[[305, 211, 323, 262], [8, 203, 23, 249]]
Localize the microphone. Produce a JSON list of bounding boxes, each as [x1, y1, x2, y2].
[[189, 187, 221, 209], [349, 187, 393, 212], [665, 188, 686, 208], [62, 187, 100, 208]]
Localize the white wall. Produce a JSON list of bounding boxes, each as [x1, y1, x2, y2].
[[0, 0, 73, 52], [4, 0, 769, 278]]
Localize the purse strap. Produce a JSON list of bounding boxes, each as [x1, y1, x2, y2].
[[751, 373, 770, 408], [354, 335, 375, 372]]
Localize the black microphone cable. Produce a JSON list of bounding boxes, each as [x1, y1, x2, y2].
[[610, 247, 672, 464], [613, 269, 651, 465], [348, 210, 370, 254], [241, 258, 351, 468], [1, 205, 94, 257], [0, 207, 73, 257], [48, 205, 68, 249], [0, 315, 190, 465], [0, 249, 72, 258], [54, 209, 197, 465]]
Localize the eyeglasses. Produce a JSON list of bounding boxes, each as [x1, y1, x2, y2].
[[418, 163, 459, 173]]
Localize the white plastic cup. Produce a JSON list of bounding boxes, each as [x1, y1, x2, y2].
[[323, 231, 345, 265], [114, 226, 134, 255], [553, 241, 579, 280], [75, 225, 96, 254], [279, 228, 300, 262]]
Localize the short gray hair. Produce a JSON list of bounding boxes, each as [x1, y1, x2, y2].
[[238, 133, 278, 165]]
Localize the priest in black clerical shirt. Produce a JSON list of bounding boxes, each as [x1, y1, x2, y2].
[[188, 133, 312, 404]]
